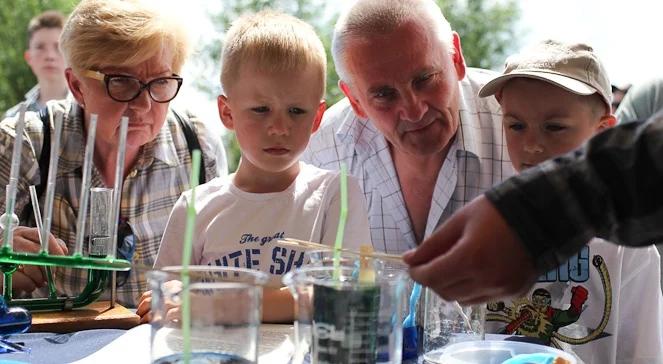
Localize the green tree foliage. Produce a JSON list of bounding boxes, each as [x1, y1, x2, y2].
[[0, 0, 75, 113], [200, 0, 519, 172], [438, 0, 520, 69]]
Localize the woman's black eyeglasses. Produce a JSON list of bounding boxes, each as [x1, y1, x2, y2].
[[83, 70, 183, 103]]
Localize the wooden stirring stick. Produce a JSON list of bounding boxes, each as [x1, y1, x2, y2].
[[278, 238, 404, 263]]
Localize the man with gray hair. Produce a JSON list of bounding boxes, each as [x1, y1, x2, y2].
[[303, 0, 512, 252]]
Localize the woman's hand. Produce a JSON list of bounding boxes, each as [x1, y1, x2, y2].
[[5, 227, 68, 295]]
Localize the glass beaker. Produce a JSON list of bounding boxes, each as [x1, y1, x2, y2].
[[149, 266, 269, 364], [422, 288, 485, 363], [88, 187, 112, 257], [284, 265, 407, 364]]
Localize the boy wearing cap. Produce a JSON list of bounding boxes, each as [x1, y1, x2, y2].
[[479, 40, 663, 364]]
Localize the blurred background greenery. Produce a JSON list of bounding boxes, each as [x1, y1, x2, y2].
[[197, 0, 520, 172], [0, 0, 519, 173], [0, 0, 75, 113]]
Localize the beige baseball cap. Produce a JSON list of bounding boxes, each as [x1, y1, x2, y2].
[[479, 40, 612, 109]]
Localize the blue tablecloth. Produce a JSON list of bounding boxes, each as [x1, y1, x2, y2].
[[0, 324, 293, 364], [0, 329, 126, 364]]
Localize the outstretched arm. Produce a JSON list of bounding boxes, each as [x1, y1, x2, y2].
[[486, 114, 663, 272], [404, 195, 537, 304], [405, 115, 663, 303]]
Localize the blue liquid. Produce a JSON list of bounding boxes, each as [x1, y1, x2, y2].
[[152, 352, 254, 364]]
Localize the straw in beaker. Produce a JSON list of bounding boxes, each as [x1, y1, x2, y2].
[[332, 164, 349, 281], [181, 149, 202, 364]]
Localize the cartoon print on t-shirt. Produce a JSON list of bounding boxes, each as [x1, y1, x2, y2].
[[487, 247, 613, 349]]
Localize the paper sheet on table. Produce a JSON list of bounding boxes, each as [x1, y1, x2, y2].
[[71, 324, 294, 364]]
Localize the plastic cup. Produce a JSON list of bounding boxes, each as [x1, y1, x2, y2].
[[422, 340, 577, 364], [149, 266, 269, 364]]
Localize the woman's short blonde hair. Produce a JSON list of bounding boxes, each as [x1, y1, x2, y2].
[[221, 10, 327, 98], [60, 0, 190, 74]]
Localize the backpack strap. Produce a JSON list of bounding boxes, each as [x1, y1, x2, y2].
[[171, 109, 206, 184], [19, 107, 51, 223], [36, 108, 51, 198]]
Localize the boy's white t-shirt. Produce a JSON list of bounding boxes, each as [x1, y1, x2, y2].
[[486, 239, 663, 364], [154, 162, 371, 285]]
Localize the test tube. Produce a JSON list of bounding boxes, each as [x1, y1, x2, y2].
[[1, 103, 27, 250], [73, 114, 98, 256], [40, 109, 64, 254], [109, 116, 128, 309], [1, 186, 20, 231], [108, 116, 128, 258], [88, 187, 112, 257], [30, 185, 57, 298]]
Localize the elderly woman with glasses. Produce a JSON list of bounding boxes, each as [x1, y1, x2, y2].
[[0, 0, 227, 307]]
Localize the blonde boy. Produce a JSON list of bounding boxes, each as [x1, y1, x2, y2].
[[138, 11, 370, 323], [479, 40, 663, 364]]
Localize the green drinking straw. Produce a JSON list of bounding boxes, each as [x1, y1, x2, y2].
[[181, 149, 201, 364], [332, 164, 348, 281]]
